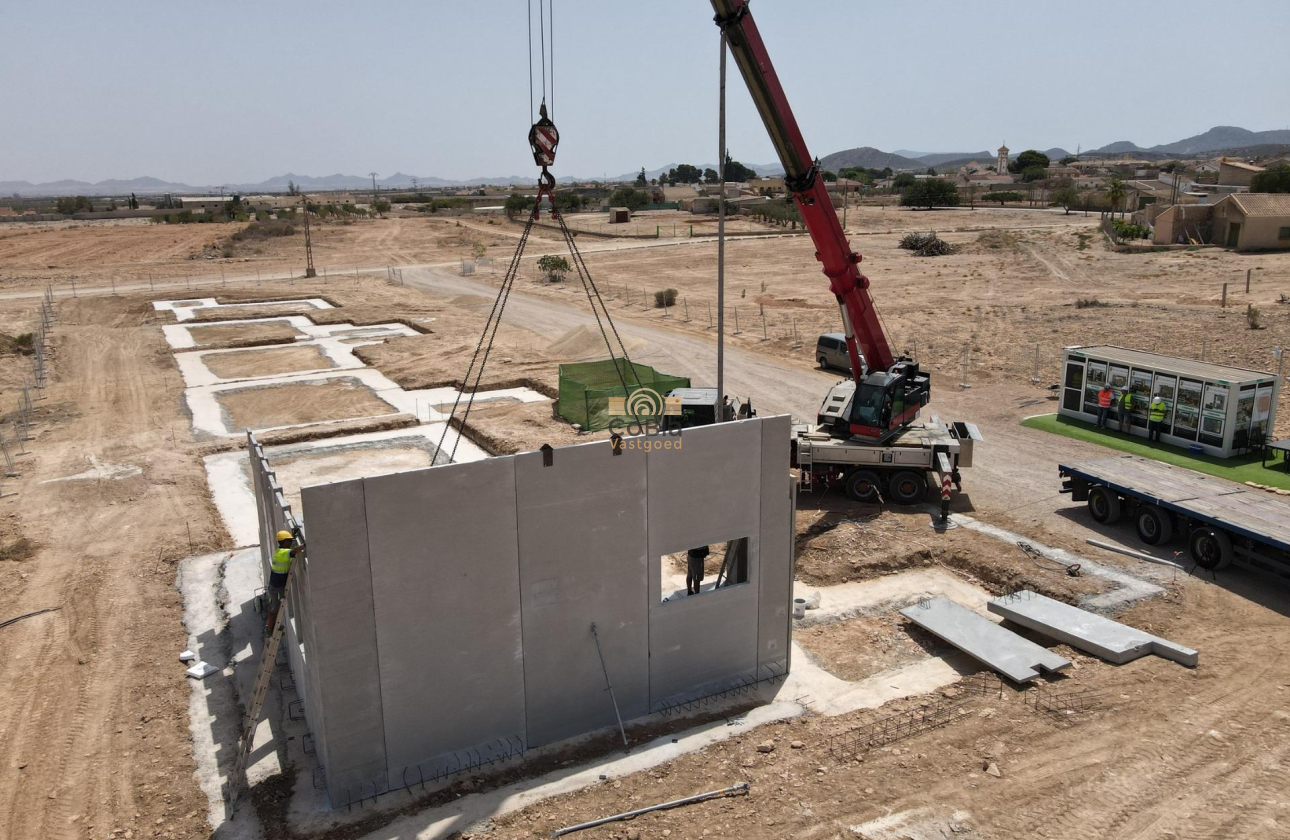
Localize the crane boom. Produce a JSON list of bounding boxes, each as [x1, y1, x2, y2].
[[712, 0, 930, 443]]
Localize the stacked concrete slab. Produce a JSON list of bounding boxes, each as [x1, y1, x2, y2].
[[900, 597, 1071, 683], [281, 416, 795, 806], [988, 590, 1198, 667]]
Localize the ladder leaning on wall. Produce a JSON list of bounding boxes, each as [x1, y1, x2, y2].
[[227, 567, 294, 802]]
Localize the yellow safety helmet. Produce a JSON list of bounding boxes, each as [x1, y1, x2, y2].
[[276, 530, 293, 543]]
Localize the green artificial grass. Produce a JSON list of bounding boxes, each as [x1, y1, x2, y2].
[[1021, 413, 1290, 491]]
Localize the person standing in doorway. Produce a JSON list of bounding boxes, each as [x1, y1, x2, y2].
[[686, 545, 709, 596], [1096, 383, 1114, 428], [1148, 393, 1168, 442], [1118, 389, 1134, 434]]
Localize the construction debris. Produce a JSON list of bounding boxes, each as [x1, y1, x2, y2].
[[898, 231, 957, 257]]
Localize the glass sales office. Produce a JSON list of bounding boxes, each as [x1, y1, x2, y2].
[[1059, 345, 1280, 458]]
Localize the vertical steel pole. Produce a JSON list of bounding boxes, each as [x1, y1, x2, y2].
[[716, 30, 726, 421]]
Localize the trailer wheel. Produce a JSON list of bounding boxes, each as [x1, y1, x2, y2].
[[844, 469, 882, 504], [887, 470, 927, 506], [1189, 527, 1233, 570], [1087, 486, 1122, 524], [1135, 506, 1174, 546]]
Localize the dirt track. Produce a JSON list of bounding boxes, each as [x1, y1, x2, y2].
[[1, 210, 1288, 839]]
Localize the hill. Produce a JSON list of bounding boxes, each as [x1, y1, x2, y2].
[[818, 147, 923, 172]]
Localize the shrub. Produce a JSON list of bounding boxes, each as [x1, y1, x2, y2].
[[654, 288, 678, 308]]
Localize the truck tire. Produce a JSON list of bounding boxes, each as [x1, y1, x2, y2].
[[1135, 506, 1174, 546], [1088, 486, 1122, 524], [845, 469, 882, 504], [1189, 526, 1233, 570], [887, 470, 927, 506]]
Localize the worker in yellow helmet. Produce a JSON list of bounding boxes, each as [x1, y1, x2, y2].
[[1148, 393, 1169, 442], [264, 528, 305, 635]]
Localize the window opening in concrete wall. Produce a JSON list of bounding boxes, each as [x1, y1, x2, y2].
[[661, 537, 751, 603]]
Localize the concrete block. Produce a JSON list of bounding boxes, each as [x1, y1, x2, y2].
[[987, 590, 1198, 667], [362, 457, 526, 778], [514, 441, 651, 746], [900, 597, 1070, 683]]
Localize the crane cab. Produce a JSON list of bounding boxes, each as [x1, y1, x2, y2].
[[817, 362, 930, 444]]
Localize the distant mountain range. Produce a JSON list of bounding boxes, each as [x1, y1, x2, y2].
[[4, 126, 1285, 198], [1086, 126, 1290, 156]]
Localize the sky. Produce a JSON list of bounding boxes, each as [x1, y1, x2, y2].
[[3, 0, 1290, 185]]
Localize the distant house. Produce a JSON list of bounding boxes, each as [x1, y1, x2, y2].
[[1210, 193, 1290, 250], [1152, 204, 1213, 245], [1216, 158, 1264, 187]]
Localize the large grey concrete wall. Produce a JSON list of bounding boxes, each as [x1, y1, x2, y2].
[[294, 415, 794, 807]]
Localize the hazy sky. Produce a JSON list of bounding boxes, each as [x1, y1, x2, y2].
[[3, 0, 1289, 184]]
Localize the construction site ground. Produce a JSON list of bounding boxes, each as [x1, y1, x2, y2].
[[1, 205, 1288, 840]]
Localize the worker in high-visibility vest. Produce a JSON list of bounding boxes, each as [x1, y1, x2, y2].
[[1148, 393, 1169, 442], [1117, 389, 1134, 433], [264, 529, 305, 635], [1095, 384, 1114, 428]]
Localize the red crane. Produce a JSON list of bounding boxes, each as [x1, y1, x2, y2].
[[712, 0, 930, 443]]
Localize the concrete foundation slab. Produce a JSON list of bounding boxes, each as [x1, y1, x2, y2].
[[900, 596, 1070, 683], [987, 590, 1198, 667]]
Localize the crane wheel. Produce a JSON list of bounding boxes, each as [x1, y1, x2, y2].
[[1189, 526, 1233, 570], [1135, 506, 1173, 546], [1088, 486, 1122, 524], [887, 470, 927, 506], [844, 469, 882, 504]]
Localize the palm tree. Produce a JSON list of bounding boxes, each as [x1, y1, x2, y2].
[[1106, 176, 1127, 220]]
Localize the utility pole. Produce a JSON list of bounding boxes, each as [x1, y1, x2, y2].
[[369, 172, 379, 203], [716, 30, 727, 422], [302, 194, 316, 278]]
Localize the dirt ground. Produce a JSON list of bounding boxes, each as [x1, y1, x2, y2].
[[186, 321, 305, 348], [214, 378, 396, 430], [2, 208, 1289, 840], [201, 344, 333, 379]]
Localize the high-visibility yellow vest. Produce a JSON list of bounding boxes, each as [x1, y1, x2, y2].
[[1149, 399, 1168, 422], [271, 547, 293, 574]]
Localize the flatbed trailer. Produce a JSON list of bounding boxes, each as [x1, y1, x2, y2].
[[1059, 455, 1290, 577]]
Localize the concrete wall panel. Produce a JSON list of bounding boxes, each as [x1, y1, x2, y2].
[[362, 458, 526, 779], [514, 443, 650, 746], [299, 479, 387, 801], [646, 420, 763, 708], [756, 415, 794, 679]]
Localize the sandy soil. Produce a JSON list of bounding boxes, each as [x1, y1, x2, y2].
[[1, 209, 1289, 840], [202, 343, 333, 379], [186, 321, 305, 348], [215, 378, 396, 430]]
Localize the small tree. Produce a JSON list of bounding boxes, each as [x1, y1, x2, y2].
[[653, 288, 678, 308], [982, 190, 1022, 206], [1052, 186, 1079, 215], [900, 179, 959, 209], [1008, 149, 1050, 174], [1251, 163, 1290, 193], [537, 254, 570, 283]]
